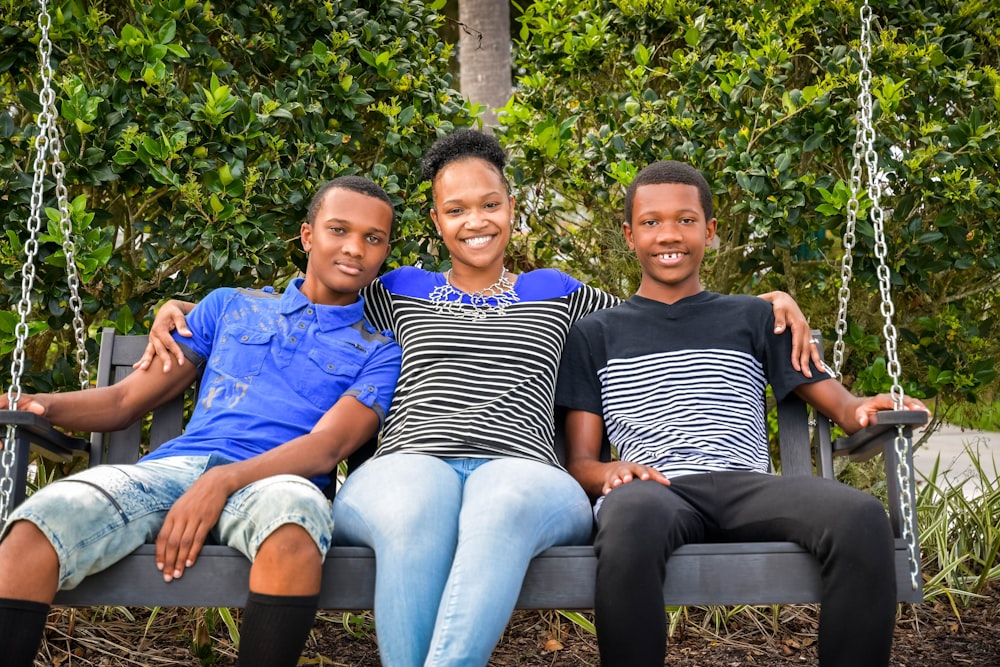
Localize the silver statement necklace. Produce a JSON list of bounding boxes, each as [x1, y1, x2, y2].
[[428, 267, 520, 319]]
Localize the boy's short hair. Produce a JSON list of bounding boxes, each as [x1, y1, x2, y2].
[[308, 176, 397, 235], [420, 129, 510, 193], [624, 161, 714, 224]]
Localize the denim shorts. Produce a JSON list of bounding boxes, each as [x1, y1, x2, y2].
[[3, 455, 335, 590]]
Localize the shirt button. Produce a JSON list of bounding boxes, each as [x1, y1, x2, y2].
[[307, 309, 314, 315], [290, 336, 297, 343], [298, 323, 306, 329], [327, 364, 335, 370], [367, 385, 375, 392]]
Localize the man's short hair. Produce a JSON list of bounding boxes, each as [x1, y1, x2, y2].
[[308, 176, 396, 235], [624, 161, 714, 224]]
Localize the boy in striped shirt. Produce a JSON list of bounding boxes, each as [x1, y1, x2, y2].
[[556, 160, 927, 667]]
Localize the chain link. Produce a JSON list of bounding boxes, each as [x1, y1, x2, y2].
[[833, 2, 918, 592], [2, 0, 89, 524], [45, 80, 90, 389]]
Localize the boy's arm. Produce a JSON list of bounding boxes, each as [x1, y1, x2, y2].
[[0, 352, 199, 433], [565, 409, 669, 499], [757, 291, 823, 376], [793, 379, 929, 435], [154, 393, 381, 582], [135, 299, 198, 372]]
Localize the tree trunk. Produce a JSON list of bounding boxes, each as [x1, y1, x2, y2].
[[458, 0, 511, 128]]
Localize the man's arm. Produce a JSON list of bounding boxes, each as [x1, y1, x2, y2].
[[0, 352, 199, 433], [154, 394, 381, 582], [564, 409, 669, 499], [793, 379, 929, 435]]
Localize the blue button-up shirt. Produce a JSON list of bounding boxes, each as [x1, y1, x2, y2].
[[141, 278, 401, 489]]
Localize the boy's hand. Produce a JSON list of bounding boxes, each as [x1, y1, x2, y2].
[[134, 300, 194, 373], [155, 473, 228, 582], [856, 394, 930, 428], [602, 462, 670, 496]]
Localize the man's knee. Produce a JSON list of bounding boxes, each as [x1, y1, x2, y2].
[[594, 481, 688, 562], [0, 521, 60, 601], [257, 524, 322, 564], [250, 524, 323, 596]]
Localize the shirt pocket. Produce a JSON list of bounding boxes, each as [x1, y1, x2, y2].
[[293, 344, 366, 410], [210, 329, 273, 379]]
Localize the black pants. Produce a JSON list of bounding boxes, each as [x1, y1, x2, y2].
[[593, 471, 896, 667]]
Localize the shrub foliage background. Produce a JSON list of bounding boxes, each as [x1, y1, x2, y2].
[[1, 0, 472, 392], [2, 0, 999, 425], [500, 0, 1000, 423]]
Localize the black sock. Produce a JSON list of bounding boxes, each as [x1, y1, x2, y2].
[[237, 591, 319, 667], [0, 597, 50, 667]]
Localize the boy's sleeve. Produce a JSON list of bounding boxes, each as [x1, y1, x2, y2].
[[764, 312, 830, 401], [169, 288, 232, 368], [343, 340, 402, 426], [556, 322, 605, 416]]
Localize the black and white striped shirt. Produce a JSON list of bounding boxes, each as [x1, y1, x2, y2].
[[361, 267, 619, 465], [556, 292, 828, 478]]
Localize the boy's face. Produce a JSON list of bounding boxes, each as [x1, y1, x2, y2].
[[300, 187, 393, 306], [624, 182, 717, 304]]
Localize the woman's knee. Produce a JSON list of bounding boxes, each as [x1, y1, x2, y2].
[[463, 460, 592, 542], [335, 455, 463, 548]]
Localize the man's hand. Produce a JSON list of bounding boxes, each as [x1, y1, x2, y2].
[[601, 461, 670, 496], [759, 290, 823, 377], [0, 393, 47, 416], [856, 394, 930, 429], [134, 300, 195, 373], [155, 472, 229, 582]]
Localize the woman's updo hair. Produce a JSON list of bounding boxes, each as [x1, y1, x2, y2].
[[421, 129, 509, 192]]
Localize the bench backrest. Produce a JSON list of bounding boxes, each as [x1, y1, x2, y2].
[[89, 328, 196, 466], [90, 328, 835, 481]]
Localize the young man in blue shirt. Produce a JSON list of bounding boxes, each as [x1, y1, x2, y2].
[[556, 161, 928, 667], [0, 175, 402, 667]]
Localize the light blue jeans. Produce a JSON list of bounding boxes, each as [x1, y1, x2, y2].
[[332, 453, 594, 667], [4, 455, 335, 590]]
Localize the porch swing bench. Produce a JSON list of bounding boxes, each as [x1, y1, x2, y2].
[[1, 327, 926, 611]]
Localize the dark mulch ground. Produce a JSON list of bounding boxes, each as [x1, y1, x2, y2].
[[35, 582, 999, 666]]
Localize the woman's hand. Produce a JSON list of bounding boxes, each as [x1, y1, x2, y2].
[[134, 300, 196, 373], [759, 291, 824, 377]]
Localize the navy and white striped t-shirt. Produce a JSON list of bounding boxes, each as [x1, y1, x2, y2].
[[361, 266, 620, 466], [556, 292, 828, 479]]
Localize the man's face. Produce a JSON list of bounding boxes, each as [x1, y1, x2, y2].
[[300, 188, 393, 306], [625, 182, 716, 302]]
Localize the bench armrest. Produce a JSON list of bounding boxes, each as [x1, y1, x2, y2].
[[832, 410, 929, 461], [0, 410, 90, 462]]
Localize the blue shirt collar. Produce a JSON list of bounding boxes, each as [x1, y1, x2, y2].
[[280, 277, 366, 331]]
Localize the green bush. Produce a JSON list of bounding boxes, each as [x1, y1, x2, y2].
[[500, 0, 1000, 412], [1, 0, 473, 393]]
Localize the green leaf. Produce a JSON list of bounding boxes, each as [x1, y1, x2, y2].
[[684, 26, 700, 47], [115, 305, 135, 334]]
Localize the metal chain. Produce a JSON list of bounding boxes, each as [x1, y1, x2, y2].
[[44, 77, 90, 389], [2, 0, 89, 524], [834, 1, 919, 592]]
